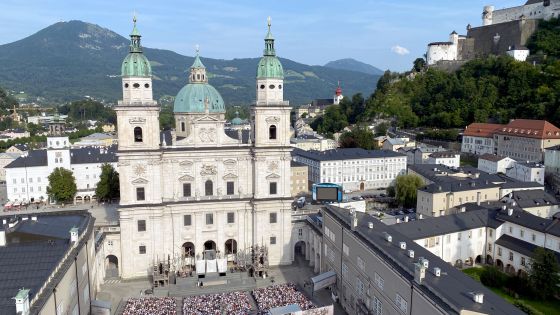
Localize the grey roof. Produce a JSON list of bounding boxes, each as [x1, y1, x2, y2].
[[495, 234, 560, 262], [479, 154, 509, 162], [291, 134, 322, 141], [392, 208, 499, 239], [495, 208, 560, 237], [420, 179, 499, 194], [290, 161, 307, 168], [4, 150, 47, 168], [323, 205, 524, 315], [409, 164, 505, 184], [293, 148, 405, 162], [384, 138, 406, 146], [414, 146, 446, 153], [5, 146, 117, 169], [428, 151, 459, 158], [499, 181, 543, 189], [511, 161, 544, 168], [224, 129, 250, 144], [70, 146, 117, 164], [0, 212, 92, 314], [504, 189, 559, 208]]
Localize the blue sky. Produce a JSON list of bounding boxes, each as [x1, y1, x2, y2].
[[0, 0, 523, 71]]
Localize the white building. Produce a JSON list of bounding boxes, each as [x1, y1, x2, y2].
[[292, 147, 407, 191], [461, 123, 502, 155], [0, 152, 20, 182], [426, 31, 462, 65], [505, 161, 545, 185], [478, 154, 516, 174], [290, 134, 337, 151], [107, 18, 296, 279], [426, 151, 460, 168], [4, 137, 117, 203], [506, 46, 530, 61], [482, 1, 560, 26], [382, 137, 415, 151]]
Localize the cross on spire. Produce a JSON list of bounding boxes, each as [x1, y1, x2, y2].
[[267, 16, 271, 30]]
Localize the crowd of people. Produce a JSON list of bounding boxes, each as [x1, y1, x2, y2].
[[182, 292, 253, 315], [252, 283, 315, 313], [122, 297, 177, 315]]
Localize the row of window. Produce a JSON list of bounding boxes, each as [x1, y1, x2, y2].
[[136, 181, 278, 201], [13, 177, 42, 184], [137, 212, 279, 231]]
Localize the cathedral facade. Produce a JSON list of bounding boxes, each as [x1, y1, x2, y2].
[[114, 18, 293, 278]]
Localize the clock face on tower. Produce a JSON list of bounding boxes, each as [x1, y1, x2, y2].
[[134, 164, 146, 177]]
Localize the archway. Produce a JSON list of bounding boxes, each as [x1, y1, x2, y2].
[[360, 182, 365, 191], [75, 196, 83, 204], [182, 242, 195, 257], [225, 239, 237, 255], [475, 255, 482, 264], [517, 269, 528, 278], [105, 255, 119, 278], [84, 195, 91, 203], [486, 255, 493, 265], [496, 259, 504, 271], [454, 259, 463, 268], [294, 241, 306, 259], [204, 240, 216, 251], [505, 264, 516, 275]]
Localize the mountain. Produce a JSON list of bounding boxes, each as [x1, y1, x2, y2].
[[0, 21, 381, 106], [324, 58, 384, 76]]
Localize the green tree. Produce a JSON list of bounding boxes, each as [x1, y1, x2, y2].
[[413, 57, 426, 72], [339, 126, 376, 150], [529, 247, 560, 300], [374, 122, 389, 136], [95, 163, 120, 202], [47, 167, 77, 204], [159, 104, 174, 130], [394, 174, 424, 208]]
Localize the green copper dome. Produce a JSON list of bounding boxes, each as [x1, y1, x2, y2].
[[257, 18, 284, 79], [121, 17, 152, 77], [174, 51, 225, 113], [174, 84, 225, 113]]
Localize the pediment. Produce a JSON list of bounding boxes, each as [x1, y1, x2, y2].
[[131, 178, 148, 185], [266, 173, 281, 180], [195, 115, 219, 122], [223, 173, 238, 180], [178, 174, 195, 181]]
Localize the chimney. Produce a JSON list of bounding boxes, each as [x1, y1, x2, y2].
[[399, 241, 407, 250], [472, 292, 484, 304], [418, 214, 423, 219], [419, 257, 429, 268], [14, 289, 30, 315], [408, 249, 415, 258], [396, 218, 400, 224], [0, 229, 5, 246], [507, 208, 514, 216], [460, 206, 466, 213], [2, 219, 6, 225], [404, 216, 409, 222], [70, 227, 79, 243], [350, 210, 358, 231], [383, 232, 392, 243], [368, 222, 374, 229], [433, 267, 441, 277], [414, 262, 426, 284], [31, 216, 37, 221], [477, 192, 481, 206]]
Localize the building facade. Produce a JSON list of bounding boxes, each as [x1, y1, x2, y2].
[[114, 19, 295, 278], [505, 161, 545, 185], [461, 123, 502, 155], [290, 161, 309, 197], [477, 154, 516, 174], [292, 148, 406, 192], [426, 151, 460, 168]]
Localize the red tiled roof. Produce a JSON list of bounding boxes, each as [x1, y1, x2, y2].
[[463, 123, 502, 138], [495, 119, 560, 139]]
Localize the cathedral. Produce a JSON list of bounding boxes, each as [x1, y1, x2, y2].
[[113, 17, 294, 278]]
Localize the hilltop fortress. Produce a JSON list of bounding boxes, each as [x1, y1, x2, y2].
[[427, 0, 560, 67]]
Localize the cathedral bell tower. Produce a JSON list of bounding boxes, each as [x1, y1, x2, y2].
[[115, 16, 160, 151]]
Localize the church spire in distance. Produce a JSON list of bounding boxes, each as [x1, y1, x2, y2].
[[129, 13, 142, 53], [264, 16, 276, 56]]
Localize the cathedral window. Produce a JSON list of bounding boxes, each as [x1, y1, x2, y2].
[[139, 245, 146, 254], [260, 84, 265, 89], [124, 83, 129, 88], [183, 183, 191, 197], [136, 187, 145, 201], [269, 125, 277, 140], [269, 84, 275, 89], [137, 220, 146, 232], [227, 212, 235, 224], [183, 215, 192, 226], [144, 83, 150, 88], [269, 182, 278, 195], [270, 212, 278, 223], [205, 180, 213, 196], [134, 127, 143, 142], [279, 84, 282, 89], [181, 122, 186, 132], [226, 181, 235, 195], [197, 74, 201, 80], [205, 213, 214, 225], [133, 83, 140, 88], [270, 236, 277, 245]]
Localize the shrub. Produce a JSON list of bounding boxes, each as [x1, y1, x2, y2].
[[480, 266, 507, 288]]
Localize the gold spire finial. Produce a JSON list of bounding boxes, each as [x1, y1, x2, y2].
[[133, 10, 137, 24], [267, 16, 271, 30]]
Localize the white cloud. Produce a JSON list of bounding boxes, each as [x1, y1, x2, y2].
[[391, 45, 410, 56]]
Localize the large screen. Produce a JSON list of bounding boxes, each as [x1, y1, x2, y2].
[[316, 187, 339, 201]]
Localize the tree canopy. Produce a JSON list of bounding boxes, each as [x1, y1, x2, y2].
[[339, 126, 377, 150], [59, 99, 116, 124], [47, 167, 77, 204], [95, 163, 120, 202], [394, 174, 424, 208], [529, 247, 559, 300]]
